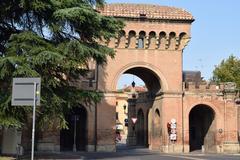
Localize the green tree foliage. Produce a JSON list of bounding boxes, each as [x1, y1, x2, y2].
[[213, 55, 240, 87], [0, 0, 124, 129]]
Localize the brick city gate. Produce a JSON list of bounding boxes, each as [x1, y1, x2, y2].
[[96, 3, 193, 152], [4, 3, 238, 155], [95, 4, 239, 153]]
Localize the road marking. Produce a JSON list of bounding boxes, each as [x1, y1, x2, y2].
[[163, 155, 206, 160]]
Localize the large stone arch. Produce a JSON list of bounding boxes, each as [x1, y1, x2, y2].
[[111, 62, 168, 92]]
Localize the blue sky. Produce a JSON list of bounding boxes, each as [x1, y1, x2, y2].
[[107, 0, 240, 88]]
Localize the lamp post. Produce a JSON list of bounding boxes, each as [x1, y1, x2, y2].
[[72, 115, 79, 152]]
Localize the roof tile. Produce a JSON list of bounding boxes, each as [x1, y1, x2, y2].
[[98, 3, 194, 21]]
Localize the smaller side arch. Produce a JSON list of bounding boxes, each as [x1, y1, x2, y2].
[[188, 104, 216, 152], [185, 102, 221, 119]]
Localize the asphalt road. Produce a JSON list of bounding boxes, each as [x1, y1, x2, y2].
[[21, 146, 240, 160]]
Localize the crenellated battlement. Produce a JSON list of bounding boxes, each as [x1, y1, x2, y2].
[[102, 30, 190, 51], [99, 4, 193, 51], [184, 81, 239, 102], [184, 81, 221, 92], [184, 81, 237, 92]]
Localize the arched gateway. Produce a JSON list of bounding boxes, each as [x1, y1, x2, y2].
[[31, 3, 239, 154], [189, 104, 216, 152], [96, 3, 193, 152]]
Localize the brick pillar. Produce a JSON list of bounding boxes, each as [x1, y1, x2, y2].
[[96, 93, 116, 152], [161, 94, 183, 153]]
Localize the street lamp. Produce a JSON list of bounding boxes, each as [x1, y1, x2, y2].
[[131, 81, 135, 88]]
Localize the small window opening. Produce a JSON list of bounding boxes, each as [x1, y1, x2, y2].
[[138, 38, 144, 48]]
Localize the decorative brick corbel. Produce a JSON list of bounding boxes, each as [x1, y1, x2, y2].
[[156, 36, 159, 49], [165, 36, 169, 50], [135, 35, 139, 49], [125, 35, 129, 48], [180, 37, 191, 50], [145, 36, 149, 49], [175, 37, 180, 50]]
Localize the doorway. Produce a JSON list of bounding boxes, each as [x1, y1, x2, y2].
[[189, 105, 215, 152], [60, 107, 87, 151]]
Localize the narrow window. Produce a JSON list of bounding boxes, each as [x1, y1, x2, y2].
[[138, 38, 144, 48], [138, 31, 146, 49]]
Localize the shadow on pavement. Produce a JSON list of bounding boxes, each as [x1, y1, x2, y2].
[[19, 146, 157, 160]]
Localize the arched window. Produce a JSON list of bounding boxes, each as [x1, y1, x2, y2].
[[178, 32, 188, 50], [159, 32, 166, 50], [149, 31, 156, 49], [169, 32, 176, 50], [118, 30, 126, 48], [128, 30, 136, 48], [138, 31, 146, 49]]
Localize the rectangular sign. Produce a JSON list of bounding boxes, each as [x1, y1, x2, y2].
[[170, 133, 177, 141], [12, 78, 41, 106]]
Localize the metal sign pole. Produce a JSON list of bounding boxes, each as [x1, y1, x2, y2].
[[31, 82, 37, 160], [12, 78, 41, 159], [73, 115, 77, 152]]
